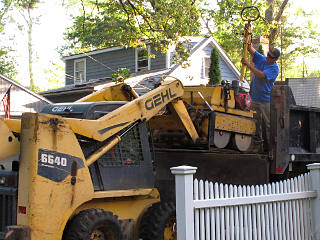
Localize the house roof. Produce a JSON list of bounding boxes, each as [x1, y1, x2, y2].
[[0, 74, 52, 104], [63, 46, 124, 61]]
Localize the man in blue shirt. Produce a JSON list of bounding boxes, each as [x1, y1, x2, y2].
[[241, 44, 280, 151]]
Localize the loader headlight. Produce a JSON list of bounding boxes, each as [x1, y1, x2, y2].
[[0, 176, 6, 185], [0, 173, 17, 187]]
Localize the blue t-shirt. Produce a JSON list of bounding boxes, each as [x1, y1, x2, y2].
[[250, 51, 279, 103]]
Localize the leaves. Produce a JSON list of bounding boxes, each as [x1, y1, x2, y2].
[[208, 46, 221, 85], [112, 67, 132, 82], [62, 0, 201, 62], [0, 47, 17, 79], [201, 0, 320, 79], [15, 0, 39, 9]]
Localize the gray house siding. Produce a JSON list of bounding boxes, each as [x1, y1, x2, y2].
[[219, 59, 238, 81], [86, 48, 136, 81], [65, 46, 166, 85], [65, 60, 74, 85], [150, 47, 166, 70], [65, 48, 136, 85]]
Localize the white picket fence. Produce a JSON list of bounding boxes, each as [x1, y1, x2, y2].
[[171, 163, 320, 240]]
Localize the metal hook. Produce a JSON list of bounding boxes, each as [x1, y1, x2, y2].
[[241, 6, 260, 22]]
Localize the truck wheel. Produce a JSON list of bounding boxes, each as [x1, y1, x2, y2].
[[139, 202, 176, 240], [64, 208, 122, 240]]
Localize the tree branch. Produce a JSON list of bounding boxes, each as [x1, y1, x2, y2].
[[118, 0, 132, 24], [268, 0, 289, 46], [275, 0, 289, 22], [0, 1, 13, 26], [126, 0, 158, 32]]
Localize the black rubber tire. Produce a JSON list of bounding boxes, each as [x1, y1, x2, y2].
[[63, 208, 122, 240], [139, 201, 176, 240]]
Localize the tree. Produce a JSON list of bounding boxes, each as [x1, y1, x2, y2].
[[0, 0, 17, 79], [62, 0, 202, 63], [15, 0, 40, 91], [208, 46, 221, 85], [0, 47, 17, 79], [277, 9, 320, 80], [200, 0, 320, 80], [200, 0, 289, 63]]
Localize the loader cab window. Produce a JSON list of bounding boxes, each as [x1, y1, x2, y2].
[[135, 47, 150, 72], [74, 58, 86, 83]]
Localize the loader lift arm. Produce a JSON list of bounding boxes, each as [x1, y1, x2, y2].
[[0, 78, 199, 164], [64, 78, 199, 144]]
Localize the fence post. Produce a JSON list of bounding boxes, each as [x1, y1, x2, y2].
[[307, 163, 320, 239], [171, 165, 197, 240]]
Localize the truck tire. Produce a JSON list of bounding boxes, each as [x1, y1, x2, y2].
[[63, 208, 122, 240], [139, 201, 176, 240]]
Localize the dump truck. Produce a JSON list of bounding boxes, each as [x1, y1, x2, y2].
[[1, 75, 319, 239]]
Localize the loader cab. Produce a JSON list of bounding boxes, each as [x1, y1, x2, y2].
[[41, 101, 154, 191]]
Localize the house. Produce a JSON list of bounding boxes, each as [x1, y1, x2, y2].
[[40, 36, 248, 102], [0, 74, 51, 118]]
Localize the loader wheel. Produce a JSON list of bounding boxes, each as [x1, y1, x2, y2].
[[63, 208, 122, 240], [139, 201, 176, 240]]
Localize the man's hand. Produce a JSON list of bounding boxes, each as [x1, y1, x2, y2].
[[242, 57, 266, 79], [241, 57, 250, 67]]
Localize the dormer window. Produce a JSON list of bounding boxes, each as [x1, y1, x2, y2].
[[204, 57, 211, 79], [74, 59, 86, 83], [135, 47, 150, 72]]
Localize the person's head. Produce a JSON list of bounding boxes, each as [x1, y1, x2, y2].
[[266, 48, 280, 64]]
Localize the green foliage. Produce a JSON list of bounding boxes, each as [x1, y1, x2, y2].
[[0, 0, 14, 27], [208, 46, 221, 85], [308, 69, 320, 78], [0, 47, 17, 79], [0, 0, 17, 79], [45, 62, 65, 90], [257, 44, 264, 55], [200, 0, 320, 79], [276, 8, 320, 80], [15, 0, 39, 9], [112, 67, 132, 82], [200, 0, 267, 67], [62, 0, 201, 63]]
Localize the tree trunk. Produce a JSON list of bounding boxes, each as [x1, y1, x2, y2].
[[27, 8, 34, 91], [265, 0, 274, 24], [267, 0, 289, 48]]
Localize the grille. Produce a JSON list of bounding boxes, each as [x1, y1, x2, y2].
[[0, 187, 17, 239], [98, 125, 143, 167]]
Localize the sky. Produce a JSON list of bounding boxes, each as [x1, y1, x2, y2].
[[2, 0, 320, 90], [2, 1, 74, 89]]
